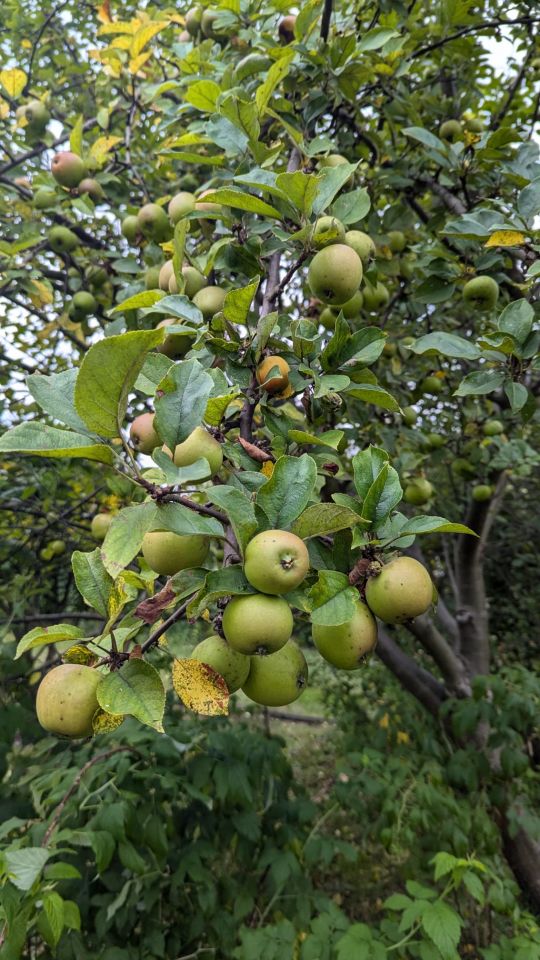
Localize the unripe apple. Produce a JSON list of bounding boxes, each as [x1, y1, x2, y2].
[[312, 216, 346, 249], [319, 306, 337, 330], [308, 244, 362, 306], [78, 178, 105, 202], [419, 375, 443, 396], [48, 225, 78, 254], [223, 594, 293, 655], [365, 556, 433, 624], [142, 530, 209, 577], [130, 412, 160, 454], [256, 355, 290, 394], [86, 265, 108, 288], [244, 529, 309, 595], [387, 230, 406, 253], [192, 285, 226, 318], [344, 229, 375, 264], [463, 116, 483, 133], [312, 599, 377, 669], [121, 215, 139, 243], [463, 276, 499, 310], [439, 119, 462, 141], [136, 203, 171, 242], [49, 539, 66, 556], [33, 188, 57, 210], [168, 191, 196, 223], [451, 457, 475, 478], [234, 53, 273, 83], [17, 99, 50, 132], [70, 291, 97, 317], [383, 340, 397, 357], [200, 9, 223, 38], [172, 426, 223, 478], [402, 405, 418, 426], [185, 6, 202, 35], [242, 641, 308, 706], [191, 635, 250, 692], [403, 478, 433, 505], [159, 260, 174, 291], [340, 290, 364, 319], [483, 419, 504, 436], [36, 664, 101, 737], [319, 153, 348, 169], [51, 151, 86, 188], [426, 432, 445, 449], [156, 318, 195, 358], [145, 265, 161, 289], [182, 264, 206, 298], [362, 280, 390, 311], [278, 14, 297, 43], [472, 484, 492, 501], [91, 513, 113, 540], [400, 253, 417, 280]]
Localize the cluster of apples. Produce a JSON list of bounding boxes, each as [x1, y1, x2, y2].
[[439, 114, 484, 142]]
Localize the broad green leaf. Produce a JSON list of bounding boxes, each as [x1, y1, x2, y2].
[[205, 485, 257, 555], [275, 171, 319, 216], [336, 327, 386, 368], [255, 50, 295, 114], [331, 187, 370, 224], [200, 187, 283, 219], [352, 446, 390, 499], [288, 429, 345, 450], [184, 79, 221, 111], [43, 891, 65, 946], [252, 310, 278, 360], [97, 659, 166, 732], [346, 383, 400, 412], [257, 454, 318, 528], [362, 462, 403, 527], [357, 27, 399, 51], [142, 294, 203, 323], [75, 329, 163, 436], [15, 623, 85, 659], [410, 332, 481, 360], [398, 517, 477, 537], [27, 369, 89, 433], [5, 848, 49, 891], [223, 278, 259, 325], [504, 381, 528, 412], [192, 565, 254, 615], [102, 502, 158, 578], [403, 126, 447, 153], [70, 115, 84, 155], [292, 503, 367, 539], [150, 449, 212, 484], [134, 353, 175, 395], [111, 290, 165, 313], [150, 501, 224, 540], [313, 163, 359, 215], [421, 901, 462, 957], [154, 358, 214, 449], [0, 423, 114, 464], [497, 299, 534, 343], [454, 369, 506, 397], [308, 570, 358, 626], [72, 549, 113, 617], [517, 177, 540, 220], [205, 390, 239, 426]]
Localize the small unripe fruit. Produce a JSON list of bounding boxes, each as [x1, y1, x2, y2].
[[340, 290, 364, 319], [319, 153, 349, 169], [185, 7, 202, 35], [312, 216, 346, 249], [48, 225, 78, 254], [168, 191, 196, 223], [223, 594, 293, 655], [182, 264, 206, 298], [71, 291, 96, 317], [242, 641, 308, 706], [137, 203, 171, 242], [145, 266, 161, 289], [439, 119, 462, 142], [192, 285, 226, 318], [156, 318, 195, 358], [463, 276, 499, 310], [472, 484, 492, 502], [403, 478, 433, 505], [78, 178, 105, 202], [51, 151, 86, 188], [130, 413, 160, 454], [86, 265, 108, 288], [419, 375, 443, 396], [17, 99, 50, 131], [463, 116, 483, 133], [121, 215, 139, 243], [320, 306, 337, 330], [191, 635, 250, 692], [49, 539, 66, 556], [256, 355, 290, 394], [402, 405, 418, 426], [365, 556, 433, 624], [425, 432, 445, 449], [159, 260, 175, 291], [308, 244, 363, 306], [278, 14, 297, 43], [172, 426, 223, 478], [33, 188, 57, 210], [452, 458, 475, 478], [36, 664, 101, 738], [244, 529, 309, 595], [313, 600, 377, 669], [91, 513, 113, 540], [483, 419, 504, 437], [362, 280, 390, 311], [344, 229, 375, 264], [142, 530, 209, 577], [387, 230, 406, 253]]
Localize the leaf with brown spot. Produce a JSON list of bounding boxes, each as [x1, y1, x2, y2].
[[172, 658, 229, 716], [135, 583, 176, 623], [237, 437, 274, 462], [92, 709, 124, 735]]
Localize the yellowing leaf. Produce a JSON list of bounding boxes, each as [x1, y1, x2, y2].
[[129, 52, 152, 74], [261, 461, 274, 479], [172, 658, 229, 716], [0, 97, 9, 119], [397, 731, 410, 744], [92, 708, 124, 735], [485, 230, 526, 248], [21, 39, 32, 49], [130, 21, 168, 58], [89, 135, 122, 165], [28, 280, 53, 308], [97, 0, 112, 23], [110, 35, 133, 50], [379, 712, 390, 729], [98, 19, 138, 35], [64, 644, 95, 665], [0, 68, 27, 98]]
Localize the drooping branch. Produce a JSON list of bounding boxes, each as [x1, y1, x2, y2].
[[376, 628, 447, 716], [405, 614, 471, 697], [410, 16, 540, 61]]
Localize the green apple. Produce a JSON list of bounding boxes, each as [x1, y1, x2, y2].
[[242, 641, 308, 706], [244, 529, 309, 595], [387, 230, 406, 253], [70, 291, 96, 318], [136, 203, 171, 242], [185, 6, 202, 35], [451, 458, 476, 478], [91, 513, 113, 541], [182, 265, 206, 298], [308, 245, 363, 306], [439, 119, 462, 141], [49, 539, 66, 556], [319, 306, 337, 330], [192, 285, 226, 318], [17, 99, 50, 132], [340, 290, 364, 319], [402, 405, 418, 426], [78, 178, 105, 202], [156, 318, 195, 358], [130, 413, 160, 454], [168, 191, 195, 223], [472, 484, 492, 502], [142, 530, 209, 577], [145, 266, 161, 289], [463, 116, 483, 133], [51, 151, 86, 188], [362, 280, 389, 311], [121, 215, 139, 243], [312, 599, 377, 669], [159, 260, 174, 291], [48, 226, 78, 254], [365, 556, 433, 624], [191, 634, 250, 692], [463, 276, 499, 310], [312, 216, 346, 249], [172, 426, 223, 477], [33, 187, 57, 210], [344, 230, 375, 264], [223, 594, 293, 655], [36, 664, 101, 738], [403, 478, 433, 505], [419, 375, 443, 396], [483, 419, 504, 436]]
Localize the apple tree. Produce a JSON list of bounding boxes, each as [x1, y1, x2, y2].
[[1, 0, 540, 912]]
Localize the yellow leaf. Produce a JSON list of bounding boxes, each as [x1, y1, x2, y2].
[[97, 0, 112, 23], [0, 68, 27, 98], [98, 19, 139, 36], [379, 712, 390, 729], [64, 644, 95, 665], [130, 21, 169, 58], [261, 461, 274, 479], [89, 135, 122, 165], [0, 97, 10, 119], [275, 383, 294, 400], [21, 39, 32, 49], [28, 279, 53, 307], [129, 52, 152, 75], [485, 230, 526, 248], [110, 35, 133, 50], [172, 658, 229, 716], [397, 731, 410, 745], [92, 708, 125, 735]]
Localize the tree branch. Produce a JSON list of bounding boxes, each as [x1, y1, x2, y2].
[[405, 614, 471, 696], [320, 0, 333, 42], [376, 628, 447, 716]]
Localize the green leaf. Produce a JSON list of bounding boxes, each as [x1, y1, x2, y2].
[[414, 278, 456, 304], [205, 390, 239, 426], [151, 450, 212, 484], [69, 115, 84, 155], [223, 278, 259, 325], [357, 27, 399, 50], [421, 901, 462, 958], [362, 462, 403, 527], [331, 187, 370, 224], [72, 549, 113, 617], [63, 900, 81, 931], [309, 570, 358, 626], [142, 294, 203, 324], [152, 501, 224, 539], [352, 446, 390, 499], [97, 659, 166, 732], [313, 164, 359, 215], [275, 171, 319, 216], [134, 353, 175, 395], [0, 422, 114, 464], [43, 891, 65, 946], [410, 332, 481, 360], [504, 381, 528, 412], [517, 177, 540, 220], [5, 847, 49, 890], [101, 502, 158, 578], [497, 298, 534, 343], [287, 429, 345, 450], [74, 329, 163, 437], [454, 369, 506, 397], [205, 485, 257, 556], [111, 290, 165, 313], [154, 358, 214, 449], [192, 565, 253, 615], [256, 454, 318, 528], [403, 126, 447, 153], [431, 851, 460, 882], [200, 187, 283, 219], [252, 310, 278, 360], [184, 79, 221, 111], [346, 383, 400, 412], [336, 327, 386, 368], [398, 516, 477, 538], [292, 503, 367, 539], [27, 369, 89, 433], [15, 623, 85, 659], [255, 50, 295, 114]]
